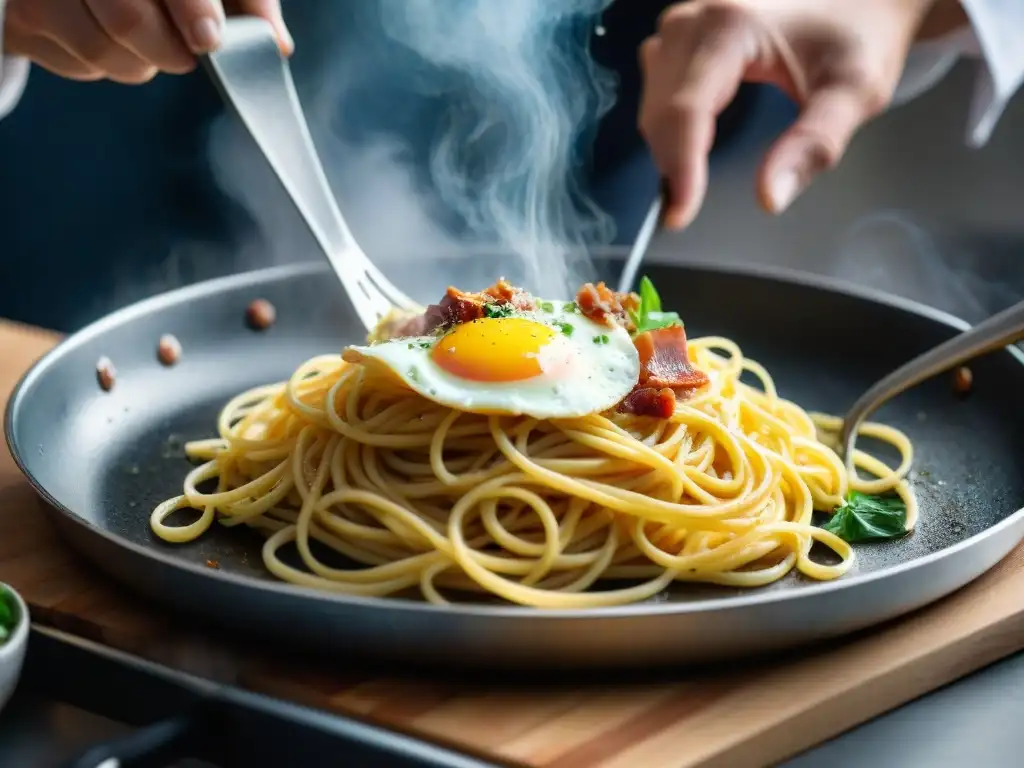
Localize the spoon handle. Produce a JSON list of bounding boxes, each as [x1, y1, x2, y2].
[[840, 298, 1024, 458], [617, 192, 664, 295], [200, 19, 359, 278]]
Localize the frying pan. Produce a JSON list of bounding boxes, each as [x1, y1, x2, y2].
[[6, 260, 1024, 669]]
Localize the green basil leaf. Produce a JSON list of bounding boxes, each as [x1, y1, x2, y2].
[[821, 491, 907, 543], [631, 277, 682, 335], [638, 311, 681, 333], [638, 275, 662, 314]]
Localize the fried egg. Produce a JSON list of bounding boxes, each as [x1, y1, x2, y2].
[[343, 301, 640, 418]]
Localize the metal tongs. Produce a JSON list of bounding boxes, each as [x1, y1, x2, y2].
[[200, 17, 421, 331], [619, 195, 1024, 464]]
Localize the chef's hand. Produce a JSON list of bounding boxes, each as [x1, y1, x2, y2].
[[2, 0, 292, 84], [639, 0, 967, 229]]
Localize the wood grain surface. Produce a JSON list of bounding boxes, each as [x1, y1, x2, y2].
[[2, 319, 1024, 768]]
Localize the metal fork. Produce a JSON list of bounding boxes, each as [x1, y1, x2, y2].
[[201, 17, 421, 331], [839, 298, 1024, 461]]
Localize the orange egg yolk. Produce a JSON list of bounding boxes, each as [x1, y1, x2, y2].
[[431, 317, 561, 382]]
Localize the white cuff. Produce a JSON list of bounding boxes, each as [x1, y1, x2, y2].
[[0, 57, 30, 120], [895, 1, 1024, 148], [0, 0, 31, 121], [893, 26, 978, 108], [959, 0, 1024, 147]]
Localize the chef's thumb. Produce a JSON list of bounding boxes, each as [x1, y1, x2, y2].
[[758, 85, 879, 214], [234, 0, 294, 55]]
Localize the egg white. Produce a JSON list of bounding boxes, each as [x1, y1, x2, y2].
[[343, 301, 640, 418]]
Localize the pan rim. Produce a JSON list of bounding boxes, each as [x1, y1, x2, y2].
[[6, 260, 1024, 621]]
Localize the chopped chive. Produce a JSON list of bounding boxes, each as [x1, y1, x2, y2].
[[484, 303, 514, 318]]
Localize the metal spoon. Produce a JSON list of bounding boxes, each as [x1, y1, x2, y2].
[[839, 298, 1024, 460], [201, 17, 421, 331]]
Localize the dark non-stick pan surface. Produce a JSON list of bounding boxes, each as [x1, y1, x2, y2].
[[7, 261, 1024, 669]]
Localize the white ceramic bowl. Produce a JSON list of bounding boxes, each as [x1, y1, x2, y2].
[[0, 583, 29, 713]]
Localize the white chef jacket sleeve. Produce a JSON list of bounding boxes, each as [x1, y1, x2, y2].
[[894, 0, 1024, 147], [0, 0, 31, 122]]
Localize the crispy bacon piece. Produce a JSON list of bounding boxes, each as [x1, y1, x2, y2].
[[482, 279, 535, 311], [618, 387, 676, 418], [634, 325, 710, 392], [423, 287, 488, 330], [618, 326, 710, 417], [389, 313, 429, 338], [372, 279, 537, 340], [367, 308, 428, 341], [576, 282, 639, 331]]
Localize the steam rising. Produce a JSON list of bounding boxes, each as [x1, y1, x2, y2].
[[209, 0, 617, 301], [832, 211, 1021, 323]]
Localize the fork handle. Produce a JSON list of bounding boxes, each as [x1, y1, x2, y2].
[[840, 298, 1024, 457], [201, 18, 360, 288]]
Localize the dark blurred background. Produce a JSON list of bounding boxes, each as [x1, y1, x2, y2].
[[0, 0, 1020, 333]]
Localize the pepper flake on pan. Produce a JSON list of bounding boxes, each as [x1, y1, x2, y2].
[[96, 357, 116, 392], [157, 334, 182, 366], [246, 299, 276, 331], [952, 366, 973, 397]]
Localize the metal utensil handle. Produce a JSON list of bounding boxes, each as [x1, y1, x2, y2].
[[200, 18, 361, 289], [617, 193, 664, 295], [61, 713, 198, 768], [841, 298, 1024, 456]]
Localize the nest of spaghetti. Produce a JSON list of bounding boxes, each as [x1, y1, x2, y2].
[[152, 278, 914, 608]]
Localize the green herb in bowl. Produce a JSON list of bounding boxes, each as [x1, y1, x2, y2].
[[0, 586, 19, 645]]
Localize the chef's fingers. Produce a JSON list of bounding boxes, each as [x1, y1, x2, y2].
[[758, 83, 884, 213], [163, 0, 226, 54], [227, 0, 293, 54], [86, 0, 194, 74], [8, 35, 105, 80], [32, 0, 157, 83], [638, 4, 757, 230]]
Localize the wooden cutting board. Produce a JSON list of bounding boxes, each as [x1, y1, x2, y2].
[[3, 318, 1024, 768]]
